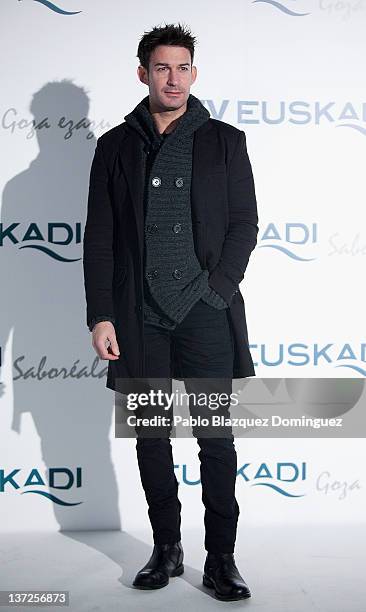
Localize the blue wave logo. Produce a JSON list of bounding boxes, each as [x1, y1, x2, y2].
[[257, 243, 316, 261], [21, 490, 82, 505], [252, 0, 310, 16], [335, 363, 366, 376], [19, 244, 81, 262], [250, 482, 305, 496], [18, 0, 81, 15], [337, 123, 366, 136]]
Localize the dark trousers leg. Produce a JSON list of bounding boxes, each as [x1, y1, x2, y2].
[[136, 437, 182, 544], [197, 437, 240, 553], [174, 301, 239, 553], [135, 323, 182, 544], [136, 300, 239, 551]]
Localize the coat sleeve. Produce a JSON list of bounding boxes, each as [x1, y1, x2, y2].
[[83, 137, 115, 330], [207, 130, 259, 306]]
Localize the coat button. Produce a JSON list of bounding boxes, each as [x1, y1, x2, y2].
[[147, 223, 158, 233], [152, 177, 161, 187], [175, 177, 184, 188], [147, 269, 159, 280], [173, 268, 182, 280], [172, 223, 182, 233]]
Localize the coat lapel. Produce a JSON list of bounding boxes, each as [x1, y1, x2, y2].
[[191, 120, 213, 224], [117, 127, 146, 257]]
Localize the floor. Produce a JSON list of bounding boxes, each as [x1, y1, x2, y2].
[[0, 524, 364, 611]]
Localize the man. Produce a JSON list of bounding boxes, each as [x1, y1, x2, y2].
[[83, 23, 258, 601]]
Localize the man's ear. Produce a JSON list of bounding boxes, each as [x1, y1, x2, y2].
[[191, 65, 197, 85], [137, 65, 149, 85]]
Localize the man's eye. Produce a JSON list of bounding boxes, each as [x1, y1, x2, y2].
[[157, 66, 189, 71]]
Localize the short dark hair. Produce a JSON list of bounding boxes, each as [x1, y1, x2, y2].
[[137, 22, 197, 71]]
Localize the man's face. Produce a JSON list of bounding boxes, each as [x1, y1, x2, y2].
[[137, 45, 197, 111]]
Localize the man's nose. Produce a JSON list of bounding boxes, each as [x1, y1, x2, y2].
[[167, 70, 179, 85]]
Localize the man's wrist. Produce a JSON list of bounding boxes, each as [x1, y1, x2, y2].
[[88, 316, 115, 332]]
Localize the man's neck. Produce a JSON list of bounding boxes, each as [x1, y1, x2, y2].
[[149, 98, 187, 135]]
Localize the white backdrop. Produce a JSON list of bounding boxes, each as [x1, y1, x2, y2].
[[0, 0, 365, 533]]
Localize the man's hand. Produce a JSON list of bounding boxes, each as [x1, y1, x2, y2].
[[92, 321, 120, 360]]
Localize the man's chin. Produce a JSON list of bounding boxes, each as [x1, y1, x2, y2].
[[160, 93, 187, 109]]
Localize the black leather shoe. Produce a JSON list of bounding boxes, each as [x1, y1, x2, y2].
[[203, 552, 251, 601], [132, 542, 184, 589]]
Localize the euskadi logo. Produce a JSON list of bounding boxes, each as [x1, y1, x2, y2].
[[0, 222, 81, 262], [258, 223, 317, 261], [0, 467, 83, 505], [18, 0, 82, 15], [203, 100, 366, 135], [238, 461, 306, 496], [252, 343, 366, 376], [176, 461, 306, 497]]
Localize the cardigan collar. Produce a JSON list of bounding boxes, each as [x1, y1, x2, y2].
[[124, 93, 210, 148]]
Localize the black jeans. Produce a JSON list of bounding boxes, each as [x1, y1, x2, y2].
[[135, 299, 240, 553]]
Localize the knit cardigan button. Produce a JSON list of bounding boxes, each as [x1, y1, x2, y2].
[[173, 223, 182, 233], [152, 177, 161, 187], [175, 177, 184, 188], [173, 269, 182, 280]]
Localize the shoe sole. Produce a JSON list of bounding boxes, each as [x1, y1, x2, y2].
[[202, 574, 251, 601], [133, 564, 184, 590]]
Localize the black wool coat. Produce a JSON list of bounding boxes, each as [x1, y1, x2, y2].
[[83, 116, 259, 392]]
